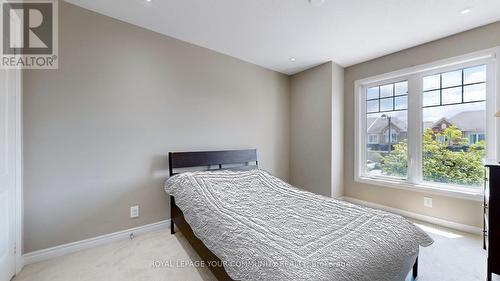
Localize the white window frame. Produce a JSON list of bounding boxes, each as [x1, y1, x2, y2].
[[354, 47, 499, 201]]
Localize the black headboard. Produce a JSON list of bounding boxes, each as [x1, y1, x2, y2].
[[168, 149, 258, 176]]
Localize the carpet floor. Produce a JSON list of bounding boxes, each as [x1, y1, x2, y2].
[[13, 221, 496, 281]]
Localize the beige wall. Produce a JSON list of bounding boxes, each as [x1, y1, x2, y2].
[[344, 21, 500, 228], [23, 2, 290, 253], [290, 62, 344, 197]]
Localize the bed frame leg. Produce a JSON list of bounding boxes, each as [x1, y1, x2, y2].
[[412, 256, 418, 280], [170, 196, 175, 235]]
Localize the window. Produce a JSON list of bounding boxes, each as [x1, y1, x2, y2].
[[356, 51, 497, 196], [365, 81, 408, 178], [468, 133, 485, 145], [436, 135, 446, 145], [383, 130, 399, 144], [422, 66, 486, 187], [368, 134, 379, 144]]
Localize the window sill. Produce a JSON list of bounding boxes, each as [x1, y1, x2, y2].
[[355, 176, 483, 202]]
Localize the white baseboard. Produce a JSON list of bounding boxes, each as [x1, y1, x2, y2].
[[341, 196, 482, 235], [23, 220, 170, 265], [16, 254, 24, 275]]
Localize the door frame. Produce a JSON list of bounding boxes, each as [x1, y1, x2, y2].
[[12, 68, 23, 274]]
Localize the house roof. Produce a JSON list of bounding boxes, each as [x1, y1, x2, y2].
[[367, 110, 484, 134], [423, 121, 434, 130], [367, 117, 407, 134], [448, 110, 485, 132], [429, 117, 452, 130]]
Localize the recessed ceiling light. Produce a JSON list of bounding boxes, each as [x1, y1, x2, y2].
[[460, 8, 471, 15], [309, 0, 325, 6], [146, 0, 152, 2], [290, 57, 296, 62]]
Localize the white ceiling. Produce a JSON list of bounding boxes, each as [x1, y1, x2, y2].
[[65, 0, 500, 75]]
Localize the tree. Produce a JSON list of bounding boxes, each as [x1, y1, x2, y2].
[[442, 125, 468, 146], [380, 127, 485, 187], [381, 140, 408, 177]]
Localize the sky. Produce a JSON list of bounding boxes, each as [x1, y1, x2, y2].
[[367, 64, 487, 124]]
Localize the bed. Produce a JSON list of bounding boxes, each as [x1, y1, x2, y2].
[[165, 149, 433, 281]]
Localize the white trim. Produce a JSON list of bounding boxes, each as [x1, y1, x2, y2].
[[354, 79, 362, 189], [341, 196, 482, 235], [355, 47, 497, 85], [407, 75, 422, 185], [14, 69, 23, 274], [356, 176, 483, 202], [354, 47, 500, 200], [23, 220, 170, 265]]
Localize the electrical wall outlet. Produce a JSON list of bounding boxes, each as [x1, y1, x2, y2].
[[130, 205, 139, 218], [423, 197, 433, 208]]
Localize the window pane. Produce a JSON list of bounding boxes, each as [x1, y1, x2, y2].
[[380, 84, 393, 98], [366, 112, 408, 179], [464, 83, 486, 102], [367, 100, 379, 113], [422, 102, 486, 187], [395, 81, 408, 95], [423, 90, 440, 107], [442, 87, 462, 105], [423, 74, 440, 91], [479, 134, 485, 142], [464, 65, 486, 84], [395, 96, 408, 110], [442, 70, 462, 88], [380, 97, 393, 111], [368, 135, 379, 144], [367, 87, 379, 100]]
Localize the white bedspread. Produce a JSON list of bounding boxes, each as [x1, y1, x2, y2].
[[165, 169, 433, 281]]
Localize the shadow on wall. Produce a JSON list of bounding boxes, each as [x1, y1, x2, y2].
[[150, 154, 171, 179]]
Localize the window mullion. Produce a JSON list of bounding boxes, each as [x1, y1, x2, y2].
[[407, 75, 422, 184], [486, 61, 498, 161]]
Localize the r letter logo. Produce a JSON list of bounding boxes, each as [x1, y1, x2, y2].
[[1, 0, 58, 69]]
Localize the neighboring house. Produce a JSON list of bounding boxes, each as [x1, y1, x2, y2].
[[367, 110, 484, 152], [424, 110, 485, 145], [366, 117, 407, 151]]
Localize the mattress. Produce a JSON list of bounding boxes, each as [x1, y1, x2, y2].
[[165, 169, 433, 281]]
